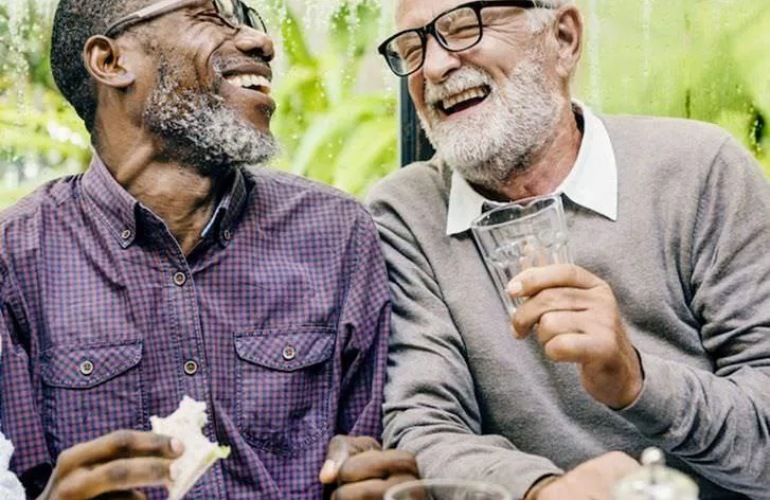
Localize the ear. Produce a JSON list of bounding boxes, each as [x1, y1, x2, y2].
[[551, 5, 583, 79], [83, 35, 136, 89]]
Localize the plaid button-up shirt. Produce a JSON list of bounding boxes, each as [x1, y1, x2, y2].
[[0, 156, 390, 499]]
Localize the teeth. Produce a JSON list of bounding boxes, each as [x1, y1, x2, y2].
[[441, 87, 487, 111], [224, 74, 271, 94]]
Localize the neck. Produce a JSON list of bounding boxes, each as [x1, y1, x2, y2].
[[98, 139, 230, 256], [475, 104, 583, 202]]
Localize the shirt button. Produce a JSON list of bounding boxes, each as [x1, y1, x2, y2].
[[184, 360, 199, 376], [121, 229, 132, 240], [79, 360, 95, 376], [173, 272, 187, 287], [282, 345, 297, 361], [222, 229, 232, 241]]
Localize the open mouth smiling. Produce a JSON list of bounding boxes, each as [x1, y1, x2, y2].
[[223, 73, 272, 96], [437, 85, 491, 115]]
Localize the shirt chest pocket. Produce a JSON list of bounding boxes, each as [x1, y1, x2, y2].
[[39, 340, 146, 457], [234, 327, 336, 456]]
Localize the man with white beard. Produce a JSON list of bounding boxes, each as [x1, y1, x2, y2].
[[368, 0, 770, 499], [0, 0, 419, 498]]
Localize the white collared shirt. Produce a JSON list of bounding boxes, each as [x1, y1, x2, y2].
[[446, 102, 618, 235]]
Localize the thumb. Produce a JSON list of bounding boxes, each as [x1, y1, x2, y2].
[[319, 436, 350, 484]]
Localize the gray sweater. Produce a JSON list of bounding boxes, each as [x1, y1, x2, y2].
[[367, 115, 770, 499]]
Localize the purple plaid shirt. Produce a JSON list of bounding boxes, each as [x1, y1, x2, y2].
[[0, 156, 390, 499]]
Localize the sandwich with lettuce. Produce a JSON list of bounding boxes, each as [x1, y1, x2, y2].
[[151, 396, 231, 500]]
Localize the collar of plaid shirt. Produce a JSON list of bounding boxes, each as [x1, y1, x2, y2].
[[0, 154, 390, 499], [81, 154, 248, 251]]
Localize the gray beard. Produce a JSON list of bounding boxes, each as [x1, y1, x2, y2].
[[419, 60, 563, 191], [143, 60, 279, 177]]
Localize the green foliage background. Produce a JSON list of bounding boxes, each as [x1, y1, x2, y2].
[[0, 0, 768, 209], [576, 0, 769, 171]]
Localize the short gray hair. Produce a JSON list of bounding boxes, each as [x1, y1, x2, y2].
[[51, 0, 155, 132], [527, 0, 575, 31]]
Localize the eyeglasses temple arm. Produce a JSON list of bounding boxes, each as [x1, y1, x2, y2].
[[105, 0, 203, 37]]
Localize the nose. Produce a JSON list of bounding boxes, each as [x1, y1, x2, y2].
[[421, 35, 461, 84], [234, 25, 274, 63]]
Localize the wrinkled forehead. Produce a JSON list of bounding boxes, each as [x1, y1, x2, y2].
[[395, 0, 470, 30]]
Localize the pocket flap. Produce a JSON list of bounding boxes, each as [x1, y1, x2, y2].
[[40, 340, 143, 389], [235, 327, 335, 372]]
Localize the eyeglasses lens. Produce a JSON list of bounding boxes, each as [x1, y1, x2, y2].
[[386, 31, 423, 76], [385, 5, 481, 76], [214, 0, 266, 32], [435, 6, 481, 50]]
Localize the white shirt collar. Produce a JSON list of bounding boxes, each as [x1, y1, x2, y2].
[[446, 102, 618, 235]]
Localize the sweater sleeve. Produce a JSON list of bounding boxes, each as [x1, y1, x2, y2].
[[369, 193, 563, 499], [618, 136, 770, 498]]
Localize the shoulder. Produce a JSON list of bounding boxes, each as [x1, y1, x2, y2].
[[365, 161, 453, 249], [242, 167, 378, 246], [0, 175, 81, 287], [366, 160, 450, 227], [600, 114, 763, 187], [367, 160, 445, 205], [600, 114, 736, 162], [0, 175, 81, 244], [1, 175, 80, 220]]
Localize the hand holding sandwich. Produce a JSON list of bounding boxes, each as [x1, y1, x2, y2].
[[37, 430, 183, 500]]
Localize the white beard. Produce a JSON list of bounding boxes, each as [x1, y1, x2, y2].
[[418, 58, 563, 191], [144, 59, 280, 177]]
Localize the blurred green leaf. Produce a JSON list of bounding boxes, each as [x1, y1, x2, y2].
[[278, 6, 315, 68], [576, 0, 769, 175], [268, 0, 398, 198], [331, 117, 398, 195]]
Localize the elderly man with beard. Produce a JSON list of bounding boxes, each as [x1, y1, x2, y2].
[[368, 0, 770, 499], [0, 0, 419, 499]]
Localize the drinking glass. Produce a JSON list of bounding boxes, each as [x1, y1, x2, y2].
[[385, 479, 513, 500], [470, 194, 572, 316]]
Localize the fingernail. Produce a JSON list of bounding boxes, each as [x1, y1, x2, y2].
[[507, 280, 523, 296], [319, 459, 336, 483], [170, 438, 184, 455], [169, 464, 178, 481]]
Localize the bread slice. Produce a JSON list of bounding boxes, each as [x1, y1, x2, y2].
[[151, 396, 231, 500]]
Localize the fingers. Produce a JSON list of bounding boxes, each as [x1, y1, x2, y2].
[[511, 288, 588, 338], [46, 431, 183, 500], [332, 474, 418, 500], [52, 457, 173, 500], [537, 452, 641, 500], [61, 457, 174, 499], [508, 264, 600, 298], [593, 451, 641, 477], [337, 449, 419, 484], [321, 439, 419, 500], [320, 435, 381, 484], [58, 430, 182, 473], [93, 491, 148, 500], [542, 333, 593, 363]]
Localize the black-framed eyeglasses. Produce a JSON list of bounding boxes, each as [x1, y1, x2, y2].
[[104, 0, 267, 38], [378, 0, 551, 77]]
